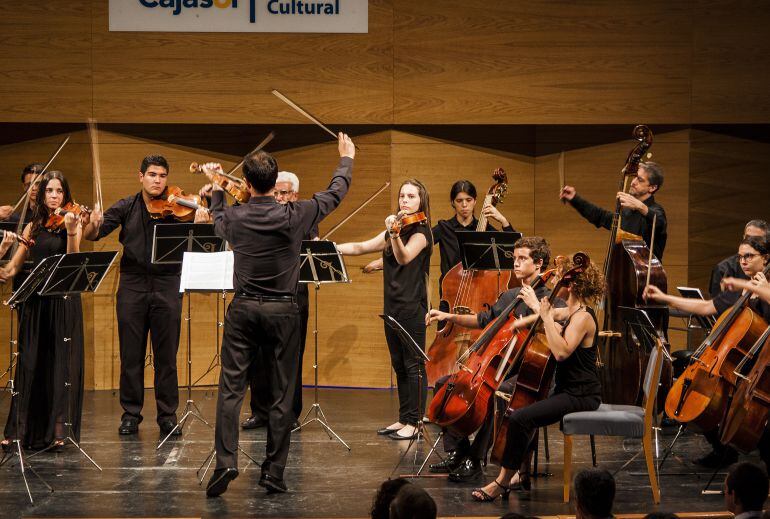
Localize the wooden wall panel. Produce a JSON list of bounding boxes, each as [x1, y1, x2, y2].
[[688, 130, 770, 292], [88, 0, 394, 124], [393, 0, 692, 124]]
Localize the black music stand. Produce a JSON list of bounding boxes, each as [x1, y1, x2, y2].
[[381, 314, 435, 478], [153, 224, 226, 450], [458, 231, 520, 296], [294, 240, 351, 450], [0, 255, 60, 503]]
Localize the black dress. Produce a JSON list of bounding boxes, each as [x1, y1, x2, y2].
[[4, 227, 84, 449]]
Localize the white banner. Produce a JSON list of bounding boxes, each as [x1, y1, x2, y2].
[[109, 0, 368, 33]]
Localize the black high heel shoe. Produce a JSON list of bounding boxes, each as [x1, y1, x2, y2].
[[471, 479, 511, 502], [510, 472, 531, 493]]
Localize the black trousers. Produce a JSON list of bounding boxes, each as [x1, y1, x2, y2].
[[248, 291, 309, 421], [215, 297, 300, 480], [384, 313, 427, 426], [436, 375, 516, 460], [501, 391, 600, 470], [116, 286, 182, 424]]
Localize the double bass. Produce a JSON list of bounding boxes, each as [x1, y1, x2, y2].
[[597, 125, 671, 405], [425, 169, 510, 386], [720, 325, 770, 452], [426, 267, 557, 437], [664, 263, 770, 431], [490, 253, 590, 463]]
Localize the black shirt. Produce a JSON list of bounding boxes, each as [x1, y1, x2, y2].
[[713, 290, 770, 323], [432, 217, 517, 281], [383, 224, 432, 319], [210, 157, 352, 297], [95, 192, 182, 291], [554, 307, 602, 398], [476, 283, 565, 329], [709, 254, 746, 298], [570, 193, 667, 261]]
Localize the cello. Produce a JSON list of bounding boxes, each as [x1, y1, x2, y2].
[[490, 253, 590, 463], [597, 125, 671, 405], [664, 263, 770, 431], [720, 325, 770, 453], [425, 169, 510, 386], [426, 267, 557, 437]]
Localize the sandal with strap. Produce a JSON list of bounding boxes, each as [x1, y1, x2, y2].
[[1, 439, 11, 452], [472, 479, 511, 502]]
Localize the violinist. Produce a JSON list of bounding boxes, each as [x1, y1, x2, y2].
[[203, 133, 354, 496], [644, 236, 770, 469], [83, 155, 208, 438], [242, 170, 319, 432], [710, 220, 769, 298], [425, 237, 562, 484], [0, 171, 85, 452], [0, 162, 42, 223], [337, 180, 433, 441], [560, 161, 667, 261], [470, 259, 605, 502]]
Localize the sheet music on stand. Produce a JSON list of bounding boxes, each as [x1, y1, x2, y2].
[[299, 240, 350, 285], [3, 255, 61, 307], [457, 231, 522, 271], [179, 251, 234, 293], [151, 223, 225, 265], [37, 251, 118, 297]]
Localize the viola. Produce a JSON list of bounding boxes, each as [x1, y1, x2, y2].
[[426, 266, 558, 437], [426, 168, 510, 386], [190, 162, 250, 204], [490, 253, 591, 464], [146, 186, 206, 222], [720, 325, 770, 453], [597, 125, 671, 405], [664, 262, 770, 431], [45, 202, 91, 231]]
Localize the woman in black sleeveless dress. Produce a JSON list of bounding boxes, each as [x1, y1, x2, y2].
[[472, 259, 606, 501], [337, 179, 432, 440], [0, 171, 85, 451]]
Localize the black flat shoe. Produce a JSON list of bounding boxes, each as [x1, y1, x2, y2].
[[159, 419, 182, 437], [241, 416, 267, 430], [472, 479, 510, 502], [206, 467, 239, 497], [389, 430, 418, 440], [259, 472, 287, 494], [448, 457, 483, 482], [118, 417, 139, 435], [429, 449, 465, 473], [1, 439, 11, 452], [693, 449, 738, 469], [377, 425, 403, 435]]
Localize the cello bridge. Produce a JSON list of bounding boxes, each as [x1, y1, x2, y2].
[[454, 306, 472, 315]]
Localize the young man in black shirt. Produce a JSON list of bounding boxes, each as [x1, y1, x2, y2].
[[560, 161, 667, 261], [425, 236, 563, 483], [204, 133, 355, 497], [85, 155, 208, 437]]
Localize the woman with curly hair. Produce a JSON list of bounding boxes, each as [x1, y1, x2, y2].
[[472, 258, 606, 501]]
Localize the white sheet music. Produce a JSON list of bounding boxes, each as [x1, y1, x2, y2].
[[179, 251, 234, 293]]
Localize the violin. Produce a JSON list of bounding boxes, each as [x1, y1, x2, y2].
[[45, 202, 91, 231], [390, 211, 428, 236], [190, 162, 250, 204], [146, 186, 206, 222], [1, 230, 34, 248]]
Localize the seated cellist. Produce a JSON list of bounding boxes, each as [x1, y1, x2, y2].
[[424, 236, 563, 485], [469, 258, 605, 501]]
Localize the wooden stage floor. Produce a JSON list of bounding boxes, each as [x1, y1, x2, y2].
[[0, 387, 749, 518]]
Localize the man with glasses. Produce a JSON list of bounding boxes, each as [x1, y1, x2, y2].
[[559, 161, 667, 261], [0, 163, 43, 222], [241, 170, 318, 432]]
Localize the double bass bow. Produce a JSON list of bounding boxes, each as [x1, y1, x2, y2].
[[425, 169, 510, 386], [596, 125, 670, 405]]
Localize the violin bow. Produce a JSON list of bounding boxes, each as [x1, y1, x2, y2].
[[225, 131, 276, 178], [11, 135, 71, 214], [321, 182, 390, 240], [272, 89, 360, 150], [87, 119, 104, 211], [558, 151, 566, 204]]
